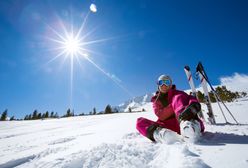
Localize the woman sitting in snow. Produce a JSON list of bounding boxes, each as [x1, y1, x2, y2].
[[136, 75, 205, 143]]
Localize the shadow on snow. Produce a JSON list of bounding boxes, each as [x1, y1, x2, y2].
[[201, 131, 248, 145]]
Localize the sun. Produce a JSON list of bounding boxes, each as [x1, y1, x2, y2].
[[64, 34, 81, 56]]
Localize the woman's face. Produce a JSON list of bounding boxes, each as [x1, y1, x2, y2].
[[159, 84, 171, 93]]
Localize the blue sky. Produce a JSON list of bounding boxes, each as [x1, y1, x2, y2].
[[0, 0, 248, 119]]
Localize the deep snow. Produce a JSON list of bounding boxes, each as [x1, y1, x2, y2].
[[1, 100, 248, 168]]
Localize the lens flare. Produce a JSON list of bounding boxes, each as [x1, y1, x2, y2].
[[90, 4, 97, 13]]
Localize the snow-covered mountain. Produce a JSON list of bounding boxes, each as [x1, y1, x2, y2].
[[113, 93, 154, 112]]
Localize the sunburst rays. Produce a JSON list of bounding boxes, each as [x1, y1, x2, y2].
[[44, 9, 133, 109]]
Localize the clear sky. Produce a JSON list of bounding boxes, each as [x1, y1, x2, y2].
[[1, 0, 248, 119]]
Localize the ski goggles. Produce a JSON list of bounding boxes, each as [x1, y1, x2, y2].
[[157, 79, 171, 86]]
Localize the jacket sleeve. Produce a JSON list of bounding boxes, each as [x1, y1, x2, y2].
[[152, 100, 175, 121]]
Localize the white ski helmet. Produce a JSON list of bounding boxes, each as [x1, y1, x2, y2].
[[157, 75, 172, 86]]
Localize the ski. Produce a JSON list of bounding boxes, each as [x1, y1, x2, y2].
[[184, 66, 205, 120], [184, 66, 197, 97], [196, 62, 216, 124]]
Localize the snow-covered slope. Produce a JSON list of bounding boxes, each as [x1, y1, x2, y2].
[[1, 100, 248, 168]]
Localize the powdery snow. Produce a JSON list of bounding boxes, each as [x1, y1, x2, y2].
[[0, 100, 248, 168]]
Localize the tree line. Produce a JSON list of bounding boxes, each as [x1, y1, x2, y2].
[[196, 86, 247, 103], [0, 104, 117, 121]]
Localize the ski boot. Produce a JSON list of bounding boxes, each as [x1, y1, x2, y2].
[[153, 126, 183, 144], [180, 120, 201, 143]]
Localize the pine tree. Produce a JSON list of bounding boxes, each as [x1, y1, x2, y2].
[[66, 108, 71, 117], [209, 91, 217, 102], [104, 105, 112, 114], [37, 113, 42, 119], [45, 111, 49, 118], [93, 108, 97, 115], [10, 116, 15, 121], [197, 91, 205, 103], [0, 109, 8, 121], [24, 115, 29, 120], [32, 110, 38, 120], [50, 111, 54, 118]]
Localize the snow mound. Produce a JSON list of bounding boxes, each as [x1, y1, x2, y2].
[[62, 133, 208, 168]]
